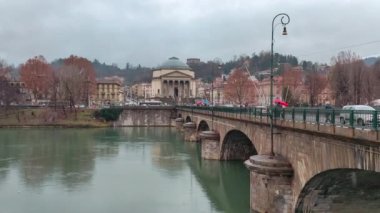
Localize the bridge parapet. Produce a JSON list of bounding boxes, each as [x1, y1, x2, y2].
[[177, 106, 380, 143], [116, 106, 176, 126]]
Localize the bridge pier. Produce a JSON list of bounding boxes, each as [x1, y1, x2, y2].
[[183, 122, 198, 142], [245, 155, 294, 213], [175, 117, 184, 131], [199, 131, 220, 160]]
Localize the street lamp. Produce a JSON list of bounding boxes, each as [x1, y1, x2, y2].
[[211, 58, 222, 130], [270, 13, 290, 156]]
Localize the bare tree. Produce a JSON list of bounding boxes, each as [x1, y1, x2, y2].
[[63, 55, 96, 106], [56, 65, 87, 119], [281, 67, 303, 105], [372, 60, 380, 99], [0, 61, 19, 111], [330, 51, 357, 106], [330, 51, 370, 106], [305, 71, 327, 106]]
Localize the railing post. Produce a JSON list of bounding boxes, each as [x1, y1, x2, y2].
[[331, 109, 335, 124], [373, 110, 378, 130], [349, 110, 354, 127], [303, 108, 306, 123], [316, 108, 320, 124], [292, 108, 295, 121]]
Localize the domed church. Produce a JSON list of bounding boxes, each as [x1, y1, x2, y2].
[[151, 57, 196, 103]]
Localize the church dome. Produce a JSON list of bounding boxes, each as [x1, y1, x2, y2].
[[159, 57, 190, 70]]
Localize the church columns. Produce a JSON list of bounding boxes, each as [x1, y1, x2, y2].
[[185, 81, 190, 97], [161, 78, 193, 100]]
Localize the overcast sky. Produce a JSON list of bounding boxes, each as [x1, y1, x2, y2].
[[0, 0, 379, 68]]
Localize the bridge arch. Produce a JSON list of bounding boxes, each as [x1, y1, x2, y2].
[[220, 130, 257, 160], [295, 169, 380, 212], [197, 120, 210, 132], [185, 116, 192, 122]]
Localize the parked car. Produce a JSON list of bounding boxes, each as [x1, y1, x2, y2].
[[339, 105, 377, 126], [254, 105, 269, 116]]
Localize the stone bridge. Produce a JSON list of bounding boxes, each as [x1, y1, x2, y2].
[[176, 107, 380, 213], [116, 106, 176, 127]]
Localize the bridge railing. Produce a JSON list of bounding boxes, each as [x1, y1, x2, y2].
[[177, 106, 380, 131]]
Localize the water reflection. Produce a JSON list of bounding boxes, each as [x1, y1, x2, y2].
[[0, 129, 98, 190], [183, 142, 250, 213], [0, 127, 249, 213]]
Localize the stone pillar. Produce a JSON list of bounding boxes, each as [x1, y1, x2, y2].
[[183, 122, 198, 142], [162, 80, 166, 97], [175, 117, 184, 131], [186, 81, 190, 98], [199, 130, 220, 160], [244, 155, 294, 213], [169, 80, 173, 97]]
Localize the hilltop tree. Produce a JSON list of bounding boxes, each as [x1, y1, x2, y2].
[[224, 68, 256, 106], [20, 56, 54, 101]]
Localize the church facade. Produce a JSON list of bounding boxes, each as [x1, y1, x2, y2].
[[151, 57, 196, 103]]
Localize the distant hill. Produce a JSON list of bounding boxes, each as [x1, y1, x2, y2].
[[51, 59, 152, 85], [364, 56, 380, 66], [47, 52, 299, 85]]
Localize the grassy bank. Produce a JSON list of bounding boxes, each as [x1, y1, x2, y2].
[[0, 108, 111, 128]]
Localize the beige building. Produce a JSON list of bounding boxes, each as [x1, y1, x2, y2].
[[151, 57, 196, 103], [96, 77, 124, 105], [131, 83, 152, 99], [255, 76, 284, 106]]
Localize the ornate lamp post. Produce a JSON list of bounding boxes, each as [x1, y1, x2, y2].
[[244, 14, 293, 213], [270, 13, 290, 156], [211, 58, 221, 130]]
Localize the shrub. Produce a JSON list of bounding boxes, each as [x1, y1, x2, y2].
[[93, 108, 123, 121]]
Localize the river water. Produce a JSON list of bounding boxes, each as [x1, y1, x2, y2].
[[0, 127, 249, 213]]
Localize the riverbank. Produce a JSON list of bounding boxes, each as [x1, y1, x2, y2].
[[0, 108, 111, 128]]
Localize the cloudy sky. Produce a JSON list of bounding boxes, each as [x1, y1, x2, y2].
[[0, 0, 379, 68]]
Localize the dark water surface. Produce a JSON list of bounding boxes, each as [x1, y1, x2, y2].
[[0, 127, 249, 213]]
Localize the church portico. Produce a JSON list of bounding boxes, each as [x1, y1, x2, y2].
[[152, 57, 196, 103]]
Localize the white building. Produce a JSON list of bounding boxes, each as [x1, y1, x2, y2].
[[151, 57, 196, 103]]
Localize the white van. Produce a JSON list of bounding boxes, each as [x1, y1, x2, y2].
[[339, 105, 376, 126]]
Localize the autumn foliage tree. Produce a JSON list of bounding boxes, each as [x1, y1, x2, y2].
[[224, 68, 256, 106], [20, 56, 53, 101]]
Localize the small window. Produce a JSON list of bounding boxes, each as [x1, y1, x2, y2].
[[158, 89, 160, 94]]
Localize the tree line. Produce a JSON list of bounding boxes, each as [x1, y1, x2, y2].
[[1, 51, 379, 109], [0, 55, 96, 118], [211, 51, 380, 107]]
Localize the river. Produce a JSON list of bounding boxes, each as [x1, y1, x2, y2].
[[0, 127, 249, 213]]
